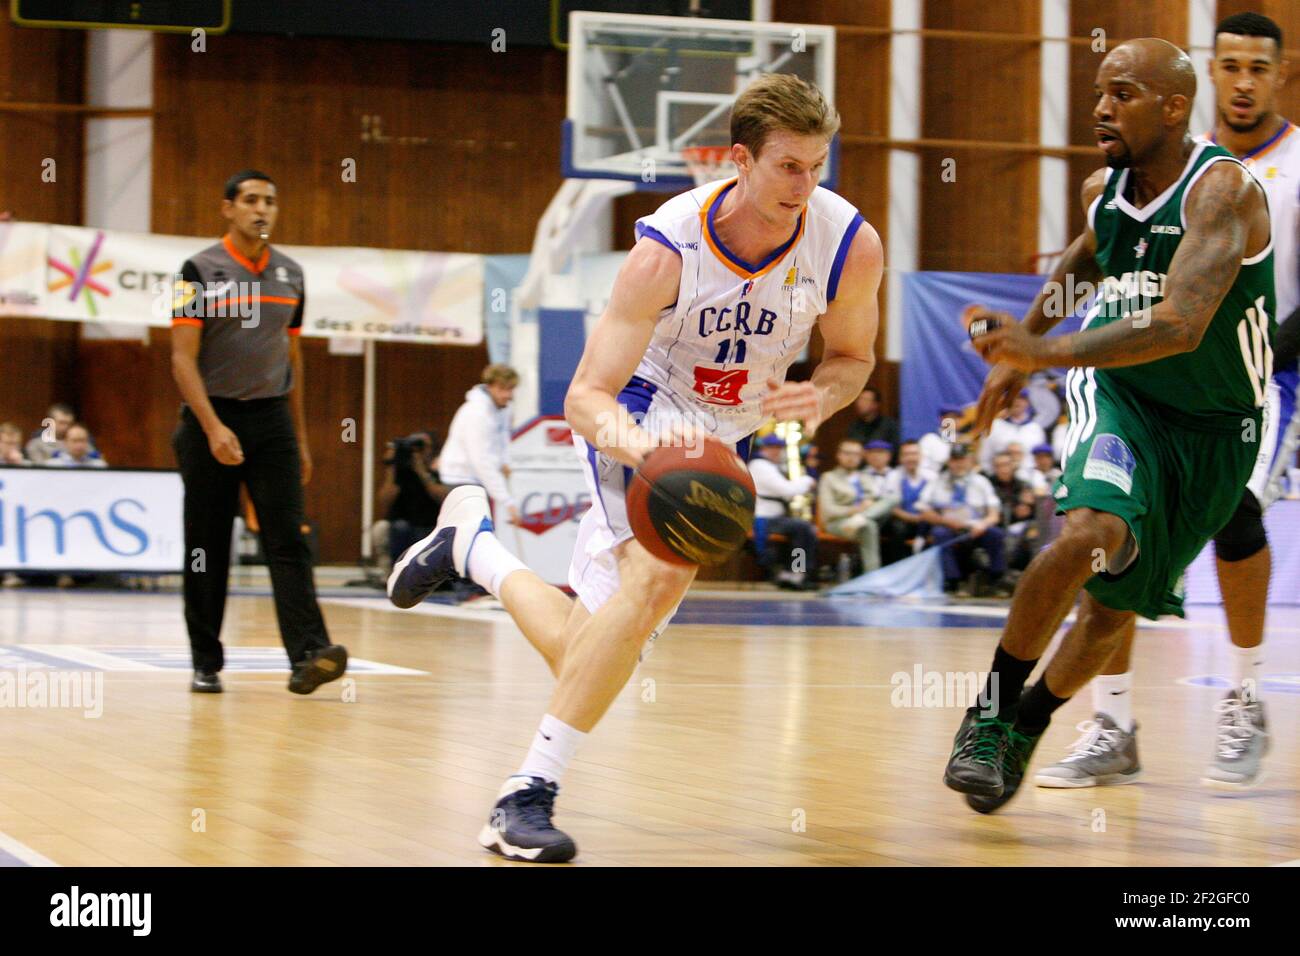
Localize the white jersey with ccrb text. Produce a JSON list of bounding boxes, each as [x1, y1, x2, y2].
[[1201, 121, 1300, 318], [627, 177, 865, 445]]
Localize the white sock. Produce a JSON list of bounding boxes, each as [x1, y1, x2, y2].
[[1093, 671, 1133, 731], [515, 714, 586, 784], [1230, 643, 1264, 701], [465, 531, 527, 598]]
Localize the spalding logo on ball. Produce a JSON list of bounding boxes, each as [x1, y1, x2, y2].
[[961, 304, 1003, 341], [626, 437, 756, 566]]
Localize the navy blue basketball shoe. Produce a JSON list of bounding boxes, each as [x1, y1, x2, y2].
[[478, 775, 577, 864], [387, 485, 493, 609]]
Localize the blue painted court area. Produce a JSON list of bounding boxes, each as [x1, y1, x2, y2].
[[664, 597, 1004, 629], [0, 644, 424, 675]]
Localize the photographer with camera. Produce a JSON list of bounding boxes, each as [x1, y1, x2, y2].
[[377, 430, 452, 566]]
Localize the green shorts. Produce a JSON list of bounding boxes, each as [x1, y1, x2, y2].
[[1053, 371, 1259, 620]]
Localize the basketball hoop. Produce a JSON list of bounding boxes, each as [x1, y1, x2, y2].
[[683, 145, 736, 186]]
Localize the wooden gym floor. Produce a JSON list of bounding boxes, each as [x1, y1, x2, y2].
[[0, 577, 1295, 866]]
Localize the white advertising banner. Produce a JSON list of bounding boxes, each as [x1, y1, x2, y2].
[[505, 416, 591, 587], [0, 467, 184, 572], [0, 221, 484, 344]]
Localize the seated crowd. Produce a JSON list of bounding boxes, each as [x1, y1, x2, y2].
[[747, 387, 1064, 596], [0, 402, 106, 468]]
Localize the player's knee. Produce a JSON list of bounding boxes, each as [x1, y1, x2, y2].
[[620, 547, 694, 612], [1055, 510, 1128, 568], [1213, 493, 1267, 562]]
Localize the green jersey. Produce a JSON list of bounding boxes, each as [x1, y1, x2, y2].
[[1089, 141, 1275, 431]]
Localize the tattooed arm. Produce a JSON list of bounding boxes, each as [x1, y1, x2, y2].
[[978, 161, 1266, 371], [969, 169, 1107, 434]]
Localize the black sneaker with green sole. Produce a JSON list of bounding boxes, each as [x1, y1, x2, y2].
[[943, 707, 1009, 798], [966, 725, 1043, 814]]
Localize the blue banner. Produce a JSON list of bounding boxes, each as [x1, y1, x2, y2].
[[900, 271, 1085, 443]]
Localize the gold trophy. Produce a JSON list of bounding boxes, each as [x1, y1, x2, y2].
[[773, 420, 813, 521]]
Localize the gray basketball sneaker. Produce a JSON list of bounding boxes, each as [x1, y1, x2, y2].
[[1202, 690, 1269, 790], [1034, 713, 1142, 788]]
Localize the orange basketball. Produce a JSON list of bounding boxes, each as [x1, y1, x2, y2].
[[625, 437, 756, 566]]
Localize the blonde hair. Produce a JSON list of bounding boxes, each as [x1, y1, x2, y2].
[[730, 73, 840, 159], [482, 364, 520, 388]]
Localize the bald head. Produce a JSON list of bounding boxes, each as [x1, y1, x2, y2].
[[1094, 38, 1197, 168], [1105, 38, 1197, 101]]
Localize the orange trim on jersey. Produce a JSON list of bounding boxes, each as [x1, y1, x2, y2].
[[1247, 120, 1295, 162], [171, 318, 204, 328], [287, 326, 302, 336], [698, 178, 807, 279], [217, 295, 301, 306], [1206, 121, 1296, 163], [222, 233, 271, 275]]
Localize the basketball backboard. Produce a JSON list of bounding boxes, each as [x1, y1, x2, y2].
[[563, 11, 837, 190]]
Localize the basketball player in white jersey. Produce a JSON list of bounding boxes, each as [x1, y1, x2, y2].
[[1036, 12, 1300, 791], [387, 74, 883, 861]]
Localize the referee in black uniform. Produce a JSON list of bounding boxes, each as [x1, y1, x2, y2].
[[170, 169, 347, 694]]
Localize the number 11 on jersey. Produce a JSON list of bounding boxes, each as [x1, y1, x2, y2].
[[714, 338, 748, 364]]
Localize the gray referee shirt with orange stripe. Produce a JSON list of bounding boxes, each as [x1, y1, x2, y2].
[[171, 235, 305, 400]]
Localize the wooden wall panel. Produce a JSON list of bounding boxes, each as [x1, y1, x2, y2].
[[91, 33, 568, 563], [0, 19, 85, 225], [0, 17, 85, 468], [0, 319, 80, 443], [35, 6, 1275, 561], [920, 1, 1042, 273]]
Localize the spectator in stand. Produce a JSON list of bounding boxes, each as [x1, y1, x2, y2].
[[919, 404, 961, 474], [1005, 485, 1042, 572], [803, 442, 822, 479], [48, 423, 106, 468], [25, 402, 87, 465], [1031, 442, 1062, 491], [438, 364, 520, 526], [977, 389, 1047, 473], [376, 430, 451, 571], [0, 422, 29, 465], [749, 434, 818, 590], [845, 386, 901, 463], [883, 440, 938, 563], [917, 445, 1010, 596], [818, 439, 898, 574], [986, 452, 1030, 528], [1005, 441, 1048, 495]]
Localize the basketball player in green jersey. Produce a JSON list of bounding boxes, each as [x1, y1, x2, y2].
[[942, 38, 1275, 813], [1035, 12, 1297, 792]]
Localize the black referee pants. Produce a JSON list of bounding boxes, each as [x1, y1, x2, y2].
[[172, 396, 330, 672]]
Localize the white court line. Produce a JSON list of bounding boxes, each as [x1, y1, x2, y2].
[[17, 645, 168, 671], [0, 830, 58, 867], [323, 596, 507, 623]]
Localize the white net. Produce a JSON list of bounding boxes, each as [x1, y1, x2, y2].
[[683, 146, 736, 186]]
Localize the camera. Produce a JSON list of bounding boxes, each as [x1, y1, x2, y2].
[[387, 432, 435, 472]]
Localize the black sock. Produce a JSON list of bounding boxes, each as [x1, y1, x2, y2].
[[982, 645, 1038, 722], [1015, 680, 1071, 735]]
